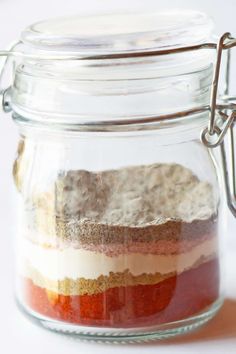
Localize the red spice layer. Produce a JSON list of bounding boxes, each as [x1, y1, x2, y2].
[[23, 259, 219, 328]]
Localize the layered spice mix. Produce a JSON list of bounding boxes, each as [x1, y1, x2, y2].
[[14, 156, 220, 328]]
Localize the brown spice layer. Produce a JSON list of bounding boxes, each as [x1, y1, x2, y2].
[[24, 255, 212, 296], [27, 211, 217, 245]]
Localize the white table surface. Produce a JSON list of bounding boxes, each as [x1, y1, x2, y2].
[[1, 1, 236, 353]]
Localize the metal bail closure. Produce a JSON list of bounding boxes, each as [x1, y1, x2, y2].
[[201, 32, 236, 216], [0, 52, 11, 113], [0, 43, 19, 113]]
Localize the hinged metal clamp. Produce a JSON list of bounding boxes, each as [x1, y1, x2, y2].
[[0, 41, 19, 113], [201, 33, 236, 148], [199, 32, 236, 216]]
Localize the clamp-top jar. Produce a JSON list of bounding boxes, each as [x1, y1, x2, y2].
[[1, 10, 236, 342]]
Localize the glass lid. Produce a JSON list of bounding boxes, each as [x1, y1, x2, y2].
[[10, 10, 215, 127], [20, 10, 214, 56]]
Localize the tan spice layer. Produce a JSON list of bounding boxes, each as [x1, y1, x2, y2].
[[24, 255, 213, 296]]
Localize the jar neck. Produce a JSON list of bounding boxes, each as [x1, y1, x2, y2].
[[10, 47, 214, 126], [13, 110, 210, 145]]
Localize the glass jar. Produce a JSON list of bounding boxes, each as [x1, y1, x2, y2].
[[1, 10, 236, 343]]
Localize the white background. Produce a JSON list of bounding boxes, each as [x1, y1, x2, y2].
[[0, 1, 236, 353]]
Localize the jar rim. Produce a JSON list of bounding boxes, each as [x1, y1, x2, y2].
[[20, 10, 213, 57]]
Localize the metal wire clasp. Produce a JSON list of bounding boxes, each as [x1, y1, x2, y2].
[[200, 32, 236, 216], [201, 33, 236, 148], [0, 42, 19, 113]]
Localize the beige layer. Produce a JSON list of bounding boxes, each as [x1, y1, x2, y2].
[[24, 255, 211, 296]]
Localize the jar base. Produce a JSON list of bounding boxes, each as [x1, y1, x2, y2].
[[16, 297, 223, 343]]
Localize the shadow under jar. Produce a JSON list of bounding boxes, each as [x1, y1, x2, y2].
[[2, 10, 235, 342]]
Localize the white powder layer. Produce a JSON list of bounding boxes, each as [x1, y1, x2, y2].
[[20, 237, 217, 280], [34, 163, 217, 226]]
